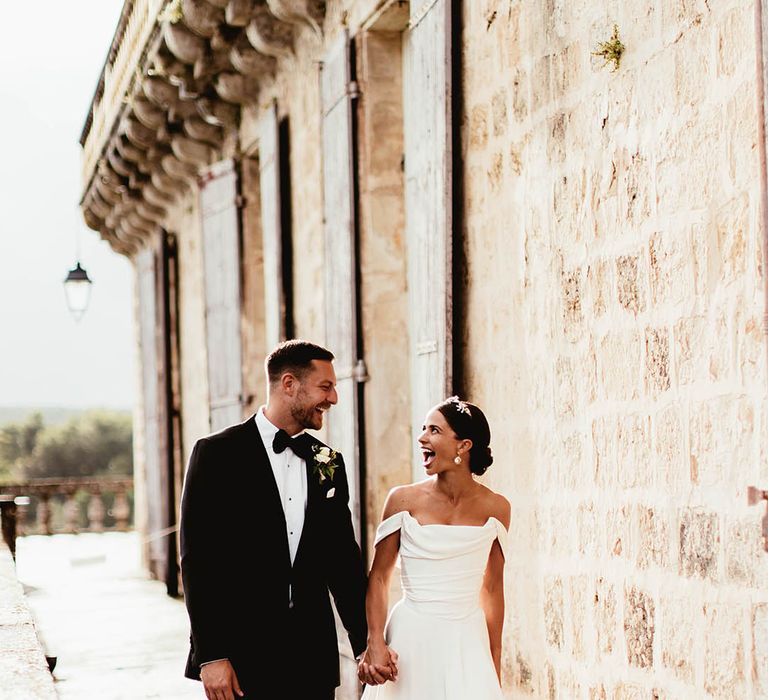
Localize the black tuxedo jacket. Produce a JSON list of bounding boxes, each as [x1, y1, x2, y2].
[[179, 415, 367, 692]]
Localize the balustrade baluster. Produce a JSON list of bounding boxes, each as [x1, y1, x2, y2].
[[87, 487, 106, 532], [36, 492, 52, 535], [112, 485, 131, 531], [63, 489, 80, 533]]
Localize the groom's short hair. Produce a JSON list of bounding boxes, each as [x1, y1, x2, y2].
[[266, 339, 335, 385]]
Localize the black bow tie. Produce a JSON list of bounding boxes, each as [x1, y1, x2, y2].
[[273, 429, 312, 460]]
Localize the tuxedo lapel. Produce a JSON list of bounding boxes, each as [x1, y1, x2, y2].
[[243, 417, 291, 568]]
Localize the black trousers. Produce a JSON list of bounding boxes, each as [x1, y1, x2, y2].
[[241, 687, 335, 700]]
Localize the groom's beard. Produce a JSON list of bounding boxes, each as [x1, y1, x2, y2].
[[290, 392, 329, 430]]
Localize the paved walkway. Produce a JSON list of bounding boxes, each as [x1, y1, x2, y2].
[[15, 532, 202, 700]]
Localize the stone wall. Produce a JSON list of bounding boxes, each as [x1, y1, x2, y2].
[[0, 540, 56, 698], [461, 1, 768, 697]]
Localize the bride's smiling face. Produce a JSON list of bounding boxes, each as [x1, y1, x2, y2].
[[418, 409, 467, 474]]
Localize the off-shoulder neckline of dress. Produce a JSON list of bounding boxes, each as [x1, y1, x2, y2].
[[390, 509, 507, 531]]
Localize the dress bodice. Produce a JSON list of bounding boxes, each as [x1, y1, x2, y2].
[[374, 510, 507, 620]]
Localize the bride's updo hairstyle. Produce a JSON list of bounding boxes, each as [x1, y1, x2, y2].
[[436, 396, 494, 476]]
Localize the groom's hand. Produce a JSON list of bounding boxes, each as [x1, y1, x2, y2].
[[200, 659, 244, 700], [358, 646, 399, 686]]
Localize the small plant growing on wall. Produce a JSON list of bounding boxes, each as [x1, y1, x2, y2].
[[158, 0, 183, 24], [593, 24, 625, 72]]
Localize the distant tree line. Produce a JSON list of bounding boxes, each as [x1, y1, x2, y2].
[[0, 410, 133, 482]]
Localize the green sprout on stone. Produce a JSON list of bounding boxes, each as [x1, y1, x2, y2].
[[158, 0, 183, 24], [592, 24, 625, 72]]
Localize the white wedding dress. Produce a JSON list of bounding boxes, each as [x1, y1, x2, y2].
[[361, 510, 507, 700]]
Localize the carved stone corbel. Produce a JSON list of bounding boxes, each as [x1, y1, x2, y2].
[[209, 24, 242, 52], [115, 134, 146, 164], [82, 207, 104, 232], [266, 0, 323, 35], [171, 134, 215, 165], [196, 96, 239, 129], [143, 183, 177, 208], [163, 20, 207, 65], [245, 5, 293, 58], [136, 198, 167, 222], [230, 33, 276, 75], [131, 96, 167, 129], [95, 176, 123, 206], [143, 75, 180, 109], [194, 49, 236, 81], [181, 0, 223, 37], [152, 169, 186, 195], [202, 0, 229, 8], [184, 115, 223, 145], [108, 149, 135, 178], [215, 72, 260, 103], [162, 153, 200, 181], [225, 0, 256, 26]]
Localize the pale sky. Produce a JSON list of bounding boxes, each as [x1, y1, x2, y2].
[[0, 1, 135, 410]]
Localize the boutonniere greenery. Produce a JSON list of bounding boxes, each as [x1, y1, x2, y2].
[[312, 445, 340, 483]]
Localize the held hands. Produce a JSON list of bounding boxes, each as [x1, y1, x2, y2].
[[357, 642, 399, 686], [200, 659, 244, 700]]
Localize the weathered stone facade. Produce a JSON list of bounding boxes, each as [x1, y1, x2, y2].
[[80, 0, 768, 697], [461, 1, 768, 697]]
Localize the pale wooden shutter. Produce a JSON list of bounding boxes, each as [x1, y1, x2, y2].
[[321, 29, 362, 541], [404, 0, 453, 478], [136, 241, 169, 581], [259, 102, 287, 348], [200, 159, 243, 432]]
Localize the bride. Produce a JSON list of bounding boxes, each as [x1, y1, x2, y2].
[[358, 396, 510, 699]]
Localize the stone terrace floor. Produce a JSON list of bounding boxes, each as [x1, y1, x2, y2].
[[15, 532, 201, 700]]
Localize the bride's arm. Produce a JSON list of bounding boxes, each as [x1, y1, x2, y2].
[[359, 531, 400, 685], [481, 541, 506, 682]]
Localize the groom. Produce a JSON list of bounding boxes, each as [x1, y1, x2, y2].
[[180, 339, 368, 699]]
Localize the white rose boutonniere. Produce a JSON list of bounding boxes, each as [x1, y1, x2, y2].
[[312, 445, 340, 484]]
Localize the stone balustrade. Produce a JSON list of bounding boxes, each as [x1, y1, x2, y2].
[[0, 477, 134, 545]]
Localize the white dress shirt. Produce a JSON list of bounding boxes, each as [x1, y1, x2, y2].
[[255, 408, 307, 565]]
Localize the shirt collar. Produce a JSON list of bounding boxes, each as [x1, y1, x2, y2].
[[254, 407, 306, 444]]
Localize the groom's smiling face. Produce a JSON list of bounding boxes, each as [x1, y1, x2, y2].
[[289, 359, 338, 430]]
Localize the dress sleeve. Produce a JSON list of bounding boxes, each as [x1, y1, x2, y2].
[[492, 518, 508, 560], [373, 511, 405, 547]]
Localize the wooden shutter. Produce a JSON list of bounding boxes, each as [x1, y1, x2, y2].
[[259, 102, 287, 348], [200, 159, 243, 432], [136, 240, 169, 582], [322, 30, 362, 541], [404, 0, 453, 478]]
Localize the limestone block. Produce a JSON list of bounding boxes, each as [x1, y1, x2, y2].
[[615, 254, 646, 315], [598, 331, 642, 401], [613, 685, 644, 700], [592, 416, 617, 487], [679, 508, 719, 580], [738, 315, 763, 386], [513, 650, 534, 692], [570, 575, 589, 660], [674, 316, 706, 386], [703, 603, 745, 698], [491, 89, 508, 137], [660, 595, 695, 682], [547, 111, 568, 164], [725, 517, 765, 587], [624, 586, 654, 668], [716, 7, 750, 78], [557, 432, 586, 490], [754, 604, 768, 698], [616, 414, 652, 489], [544, 576, 564, 650], [715, 195, 748, 285], [645, 327, 670, 397], [654, 405, 686, 490], [577, 501, 600, 558], [561, 267, 583, 343], [594, 577, 617, 658], [649, 231, 691, 308], [638, 506, 670, 570], [587, 258, 610, 317], [469, 104, 489, 149], [589, 684, 607, 700], [555, 356, 576, 418], [606, 505, 633, 560]]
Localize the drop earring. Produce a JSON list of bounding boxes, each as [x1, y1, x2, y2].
[[454, 454, 462, 464]]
